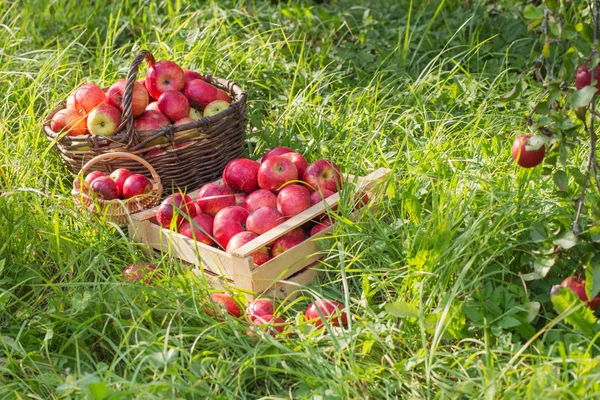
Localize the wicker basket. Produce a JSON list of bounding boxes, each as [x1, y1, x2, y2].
[[44, 49, 247, 194], [72, 152, 163, 225]]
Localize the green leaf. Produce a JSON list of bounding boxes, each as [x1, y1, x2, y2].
[[544, 0, 559, 13], [530, 222, 547, 242], [551, 286, 597, 335], [524, 6, 544, 20], [385, 301, 419, 319], [386, 180, 396, 200], [570, 86, 596, 109], [524, 135, 547, 152], [553, 170, 569, 192], [553, 232, 577, 249], [526, 301, 541, 322], [501, 79, 521, 103], [569, 167, 586, 187], [87, 383, 109, 400], [497, 316, 521, 329], [586, 262, 600, 298]]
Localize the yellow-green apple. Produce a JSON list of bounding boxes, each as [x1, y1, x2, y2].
[[561, 276, 600, 310], [226, 231, 270, 266], [122, 174, 152, 199], [146, 101, 160, 112], [305, 299, 347, 328], [246, 206, 285, 235], [134, 110, 170, 146], [157, 90, 190, 121], [109, 168, 132, 198], [178, 212, 214, 246], [271, 234, 304, 258], [246, 298, 275, 321], [216, 88, 231, 103], [277, 184, 311, 217], [257, 156, 298, 191], [243, 189, 277, 212], [73, 83, 106, 114], [50, 108, 88, 136], [87, 104, 122, 137], [206, 293, 242, 318], [213, 206, 249, 249], [310, 219, 332, 236], [246, 314, 287, 337], [222, 158, 261, 193], [122, 263, 158, 284], [106, 79, 149, 118], [262, 146, 295, 161], [156, 193, 197, 229], [196, 183, 236, 216], [511, 134, 545, 168], [82, 170, 106, 193], [89, 176, 119, 200], [145, 60, 186, 100], [184, 70, 203, 84], [203, 100, 230, 117], [183, 79, 218, 110], [188, 107, 203, 120], [280, 152, 308, 178], [303, 160, 343, 193], [310, 189, 335, 205]]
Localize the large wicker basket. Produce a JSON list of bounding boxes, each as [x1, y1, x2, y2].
[[44, 49, 247, 195]]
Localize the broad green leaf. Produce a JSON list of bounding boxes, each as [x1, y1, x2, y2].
[[385, 301, 419, 319], [585, 262, 600, 298], [526, 301, 541, 322], [386, 180, 396, 200], [530, 222, 547, 242], [497, 316, 521, 329], [570, 86, 596, 109], [501, 79, 521, 103], [87, 383, 109, 400], [553, 232, 577, 249], [550, 287, 597, 335], [553, 170, 568, 192], [524, 135, 547, 152], [544, 0, 559, 13], [524, 6, 544, 20]]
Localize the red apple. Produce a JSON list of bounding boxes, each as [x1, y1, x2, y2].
[[109, 168, 132, 198], [310, 219, 332, 236], [134, 110, 171, 146], [203, 100, 230, 117], [303, 160, 343, 193], [106, 79, 149, 118], [512, 134, 545, 168], [280, 152, 308, 178], [146, 101, 160, 111], [87, 104, 122, 137], [73, 83, 106, 114], [50, 108, 88, 136], [183, 79, 218, 110], [156, 193, 197, 229], [145, 60, 186, 100], [246, 298, 275, 321], [145, 148, 166, 157], [226, 231, 270, 266], [184, 70, 203, 84], [89, 176, 119, 200], [157, 90, 191, 121], [277, 184, 312, 217], [122, 174, 152, 199], [247, 314, 287, 337], [83, 171, 106, 193], [196, 183, 236, 217], [243, 189, 277, 212], [222, 158, 261, 193], [262, 146, 295, 161], [271, 235, 304, 258], [305, 299, 347, 328], [257, 156, 298, 191], [352, 189, 370, 209], [216, 88, 231, 103], [234, 193, 247, 206], [66, 93, 77, 110], [122, 263, 158, 284], [575, 65, 600, 92], [561, 276, 600, 310], [207, 293, 242, 318], [213, 206, 249, 249], [310, 189, 336, 205], [178, 213, 214, 246], [174, 117, 196, 137], [246, 207, 285, 235], [284, 227, 306, 241]]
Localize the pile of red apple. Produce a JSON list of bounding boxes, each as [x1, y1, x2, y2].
[[82, 168, 152, 201], [50, 59, 231, 153], [152, 146, 368, 265]]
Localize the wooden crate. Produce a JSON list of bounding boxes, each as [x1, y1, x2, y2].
[[128, 167, 391, 300]]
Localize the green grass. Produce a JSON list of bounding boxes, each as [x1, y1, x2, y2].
[[2, 0, 600, 398]]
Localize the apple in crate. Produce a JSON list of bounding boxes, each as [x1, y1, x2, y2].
[[206, 293, 242, 318], [223, 158, 261, 193], [262, 146, 295, 161], [145, 60, 186, 99], [122, 263, 158, 284], [157, 90, 190, 121], [234, 193, 247, 206], [226, 231, 270, 266], [50, 108, 88, 136], [156, 193, 197, 228], [196, 183, 236, 216], [184, 70, 203, 83], [106, 79, 149, 118], [243, 189, 277, 212], [109, 168, 132, 198], [310, 219, 332, 236], [73, 83, 106, 114], [285, 226, 306, 241], [271, 234, 304, 258], [277, 184, 311, 217], [305, 299, 347, 328], [303, 160, 343, 193], [246, 206, 285, 235], [203, 100, 230, 117], [246, 298, 275, 321], [89, 176, 119, 200], [213, 206, 249, 249], [179, 213, 214, 246], [280, 152, 308, 178], [310, 189, 335, 205], [87, 104, 122, 137], [257, 156, 298, 192], [183, 79, 218, 109], [134, 110, 171, 146], [122, 174, 151, 199]]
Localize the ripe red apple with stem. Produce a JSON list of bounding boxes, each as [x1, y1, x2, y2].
[[157, 90, 191, 121], [183, 79, 218, 110], [178, 213, 214, 246], [223, 158, 261, 193], [145, 60, 186, 100], [109, 168, 132, 198], [575, 64, 600, 92], [280, 152, 308, 178], [226, 231, 270, 266], [213, 206, 249, 249], [305, 299, 347, 328], [246, 206, 285, 235], [196, 183, 236, 216], [122, 174, 152, 199], [206, 293, 242, 318], [106, 79, 149, 118], [277, 184, 312, 217], [303, 160, 343, 193], [89, 176, 119, 200], [156, 193, 197, 229], [87, 104, 122, 137], [243, 189, 277, 212], [50, 108, 88, 136], [511, 134, 545, 168], [257, 156, 298, 191]]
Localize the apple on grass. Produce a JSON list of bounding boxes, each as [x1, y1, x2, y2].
[[206, 293, 242, 318], [226, 231, 270, 266], [106, 79, 149, 118], [87, 104, 122, 137], [305, 299, 347, 328], [246, 298, 275, 321], [109, 168, 132, 198], [50, 108, 88, 136], [223, 158, 261, 193], [156, 193, 197, 229], [196, 183, 236, 216], [511, 134, 545, 168], [89, 176, 119, 200], [277, 184, 312, 217], [257, 156, 298, 192], [145, 60, 186, 100], [178, 213, 214, 246], [203, 100, 230, 117], [271, 234, 304, 258], [246, 315, 288, 337], [158, 90, 191, 121], [262, 146, 295, 161], [213, 206, 249, 249], [246, 207, 285, 235], [122, 263, 158, 284], [183, 79, 218, 109], [280, 152, 308, 178], [303, 160, 343, 193], [134, 110, 171, 146], [243, 189, 277, 212], [73, 83, 106, 114], [122, 174, 152, 199]]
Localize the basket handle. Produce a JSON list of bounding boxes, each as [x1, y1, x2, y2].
[[77, 151, 161, 185], [115, 50, 156, 147]]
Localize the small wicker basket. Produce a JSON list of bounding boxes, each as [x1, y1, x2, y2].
[[72, 152, 163, 225], [44, 49, 247, 194]]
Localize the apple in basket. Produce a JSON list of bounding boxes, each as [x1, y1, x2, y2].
[[134, 110, 171, 146], [82, 171, 106, 193], [183, 79, 219, 110], [109, 168, 133, 198], [122, 174, 152, 199], [87, 104, 122, 137], [216, 88, 231, 103], [50, 108, 88, 136], [72, 83, 106, 114], [106, 79, 149, 118], [203, 100, 230, 117], [89, 176, 119, 200], [183, 70, 203, 84], [145, 60, 186, 100], [157, 90, 190, 121]]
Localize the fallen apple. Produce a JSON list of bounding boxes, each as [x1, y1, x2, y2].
[[305, 299, 347, 328], [206, 293, 242, 318]]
